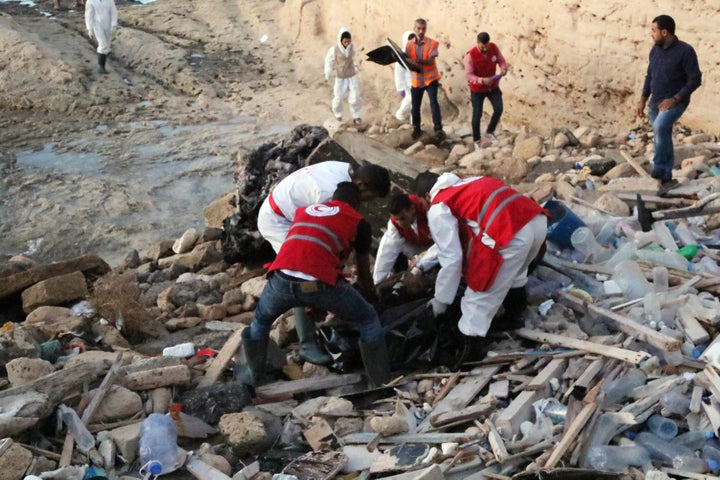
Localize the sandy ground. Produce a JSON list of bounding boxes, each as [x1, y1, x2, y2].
[[0, 0, 339, 265]]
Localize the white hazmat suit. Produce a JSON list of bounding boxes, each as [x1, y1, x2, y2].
[[324, 27, 362, 122], [85, 0, 117, 73], [394, 31, 415, 123]]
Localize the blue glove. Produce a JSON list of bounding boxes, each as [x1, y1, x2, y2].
[[399, 91, 406, 98]]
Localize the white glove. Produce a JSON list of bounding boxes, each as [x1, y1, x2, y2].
[[325, 73, 331, 82], [410, 266, 423, 276], [429, 298, 448, 317], [87, 29, 94, 39]]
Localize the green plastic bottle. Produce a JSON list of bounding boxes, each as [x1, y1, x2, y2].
[[678, 244, 699, 260]]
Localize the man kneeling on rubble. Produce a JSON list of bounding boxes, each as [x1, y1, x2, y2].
[[414, 171, 548, 337], [373, 191, 439, 286], [238, 183, 390, 388]]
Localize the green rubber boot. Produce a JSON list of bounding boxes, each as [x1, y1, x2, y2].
[[294, 307, 333, 365]]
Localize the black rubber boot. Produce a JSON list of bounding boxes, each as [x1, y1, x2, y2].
[[295, 308, 333, 365], [98, 53, 108, 74], [359, 336, 391, 388], [234, 328, 268, 387], [489, 287, 528, 333]]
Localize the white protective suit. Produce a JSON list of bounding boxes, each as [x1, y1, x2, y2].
[[394, 31, 414, 123], [257, 161, 354, 253], [428, 173, 547, 337], [373, 220, 438, 285], [85, 0, 118, 55], [324, 27, 362, 121]]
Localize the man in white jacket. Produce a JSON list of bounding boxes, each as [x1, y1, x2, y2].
[[393, 31, 415, 123], [85, 0, 118, 74], [324, 28, 362, 124]]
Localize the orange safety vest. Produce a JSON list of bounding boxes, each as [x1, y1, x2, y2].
[[406, 37, 441, 88]]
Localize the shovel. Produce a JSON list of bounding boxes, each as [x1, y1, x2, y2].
[[636, 192, 720, 231]]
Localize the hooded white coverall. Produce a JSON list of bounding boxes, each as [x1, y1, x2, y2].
[[85, 0, 118, 55], [428, 173, 547, 337], [324, 27, 362, 121], [394, 31, 414, 123]]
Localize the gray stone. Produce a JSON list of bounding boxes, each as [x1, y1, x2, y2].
[[6, 357, 55, 387], [24, 306, 87, 340], [219, 412, 270, 456], [512, 136, 544, 160], [21, 271, 88, 314]]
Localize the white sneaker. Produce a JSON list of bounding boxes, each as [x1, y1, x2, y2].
[[474, 140, 482, 152], [485, 133, 498, 143]]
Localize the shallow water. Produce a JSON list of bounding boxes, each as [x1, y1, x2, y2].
[[0, 116, 291, 266]]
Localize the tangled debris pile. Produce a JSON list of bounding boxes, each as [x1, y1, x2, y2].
[[1, 123, 720, 480]]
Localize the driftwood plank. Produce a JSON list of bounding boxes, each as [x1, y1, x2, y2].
[[416, 366, 499, 433], [555, 291, 682, 352], [196, 326, 245, 389], [514, 329, 649, 364], [543, 402, 596, 468], [495, 359, 567, 439], [342, 432, 472, 445], [256, 374, 363, 398]]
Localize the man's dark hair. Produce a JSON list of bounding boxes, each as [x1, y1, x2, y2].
[[653, 15, 675, 35], [413, 171, 439, 197], [388, 193, 413, 215], [341, 31, 352, 40], [333, 181, 361, 208], [354, 164, 391, 197], [415, 18, 427, 26], [477, 32, 490, 44]]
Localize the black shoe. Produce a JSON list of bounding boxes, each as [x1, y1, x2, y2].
[[411, 128, 422, 140], [435, 129, 446, 141], [658, 178, 679, 196]]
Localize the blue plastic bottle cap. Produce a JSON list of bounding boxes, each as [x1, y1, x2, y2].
[[627, 431, 637, 440], [149, 461, 163, 475], [707, 431, 716, 439], [708, 459, 719, 471]]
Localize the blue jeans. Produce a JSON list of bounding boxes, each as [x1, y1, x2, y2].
[[648, 104, 687, 180], [411, 80, 443, 132], [249, 272, 383, 343], [470, 89, 503, 141]]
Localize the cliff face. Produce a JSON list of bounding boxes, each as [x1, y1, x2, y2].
[[278, 0, 718, 135]]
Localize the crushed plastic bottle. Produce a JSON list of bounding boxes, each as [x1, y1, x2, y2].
[[58, 404, 95, 453], [139, 413, 184, 476], [586, 445, 651, 472], [646, 414, 678, 440]]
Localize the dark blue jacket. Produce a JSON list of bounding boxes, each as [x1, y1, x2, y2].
[[641, 37, 702, 108]]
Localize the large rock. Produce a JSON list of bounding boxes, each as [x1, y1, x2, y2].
[[5, 357, 55, 387], [24, 306, 88, 340], [512, 136, 544, 160], [21, 271, 88, 314], [594, 193, 631, 217], [203, 191, 236, 229], [106, 422, 141, 463], [0, 439, 33, 480], [219, 412, 270, 456], [86, 385, 143, 423], [488, 157, 529, 184], [159, 242, 223, 271], [0, 324, 40, 370]]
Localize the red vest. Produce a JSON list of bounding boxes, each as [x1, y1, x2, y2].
[[432, 177, 544, 248], [390, 194, 433, 248], [432, 177, 546, 291], [467, 43, 502, 93], [269, 201, 363, 285]]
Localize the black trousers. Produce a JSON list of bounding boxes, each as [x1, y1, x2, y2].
[[470, 88, 503, 141], [411, 80, 442, 132]]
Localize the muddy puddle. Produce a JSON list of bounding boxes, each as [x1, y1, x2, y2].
[[0, 115, 291, 266]]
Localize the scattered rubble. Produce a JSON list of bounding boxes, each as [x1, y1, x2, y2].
[[1, 121, 720, 480]]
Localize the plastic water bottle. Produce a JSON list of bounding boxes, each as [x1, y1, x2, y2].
[[660, 390, 691, 416], [139, 413, 184, 476], [586, 445, 651, 472], [646, 414, 678, 440], [672, 430, 715, 450], [599, 368, 646, 408], [58, 404, 95, 453], [702, 445, 720, 472], [673, 455, 711, 473], [636, 431, 694, 464]]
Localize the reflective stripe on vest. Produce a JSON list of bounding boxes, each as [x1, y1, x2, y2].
[[285, 221, 343, 255], [408, 38, 440, 88]]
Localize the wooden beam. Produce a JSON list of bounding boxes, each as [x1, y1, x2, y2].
[[619, 150, 651, 178], [256, 373, 363, 398], [342, 432, 472, 445], [417, 366, 499, 433], [543, 402, 596, 468], [196, 326, 245, 389], [514, 329, 648, 364], [555, 291, 682, 352], [495, 359, 567, 438]]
